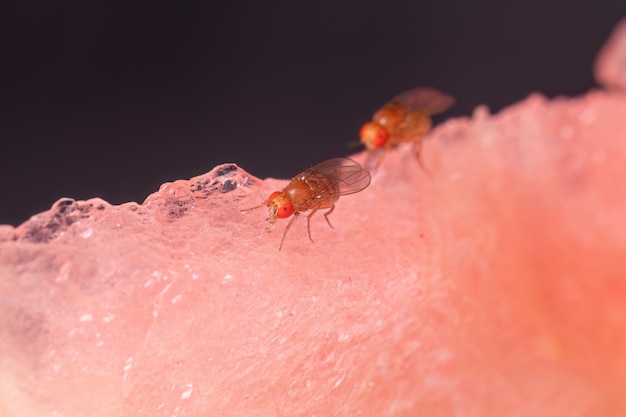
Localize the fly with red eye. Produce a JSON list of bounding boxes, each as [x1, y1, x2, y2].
[[243, 158, 371, 251], [358, 87, 455, 173]]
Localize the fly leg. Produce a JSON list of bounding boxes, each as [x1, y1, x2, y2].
[[303, 204, 336, 244], [413, 139, 432, 178], [364, 148, 387, 171], [240, 200, 268, 212], [305, 207, 320, 243], [279, 212, 299, 251], [323, 204, 335, 229]]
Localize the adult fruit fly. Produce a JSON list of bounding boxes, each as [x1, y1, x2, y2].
[[243, 158, 371, 251], [359, 87, 455, 173]]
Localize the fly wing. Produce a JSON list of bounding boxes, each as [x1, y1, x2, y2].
[[387, 87, 455, 116], [305, 158, 371, 197]]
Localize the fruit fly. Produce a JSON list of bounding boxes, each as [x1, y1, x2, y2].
[[359, 87, 455, 173], [243, 158, 371, 251]]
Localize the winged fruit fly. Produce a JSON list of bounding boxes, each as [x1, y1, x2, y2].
[[359, 87, 455, 173], [243, 158, 371, 251]]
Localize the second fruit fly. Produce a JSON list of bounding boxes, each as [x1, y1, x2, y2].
[[359, 87, 455, 172]]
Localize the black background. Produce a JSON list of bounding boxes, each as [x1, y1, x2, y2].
[[2, 1, 624, 226]]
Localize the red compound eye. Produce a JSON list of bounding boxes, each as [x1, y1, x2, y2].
[[276, 203, 294, 218], [360, 123, 389, 149], [374, 129, 389, 148], [268, 191, 281, 202]]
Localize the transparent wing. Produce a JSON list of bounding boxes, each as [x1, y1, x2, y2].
[[302, 157, 371, 197], [387, 87, 456, 115]]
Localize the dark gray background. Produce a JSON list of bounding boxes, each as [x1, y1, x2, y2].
[[2, 0, 624, 226]]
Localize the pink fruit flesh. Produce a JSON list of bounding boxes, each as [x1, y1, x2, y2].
[[3, 28, 626, 415]]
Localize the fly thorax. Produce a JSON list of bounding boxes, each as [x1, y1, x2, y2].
[[284, 179, 313, 207]]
